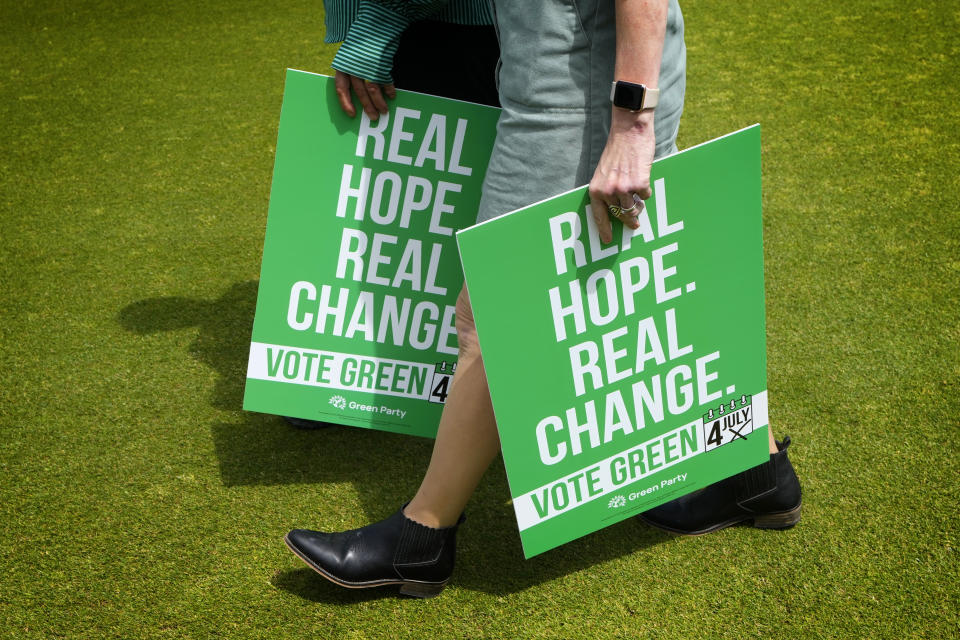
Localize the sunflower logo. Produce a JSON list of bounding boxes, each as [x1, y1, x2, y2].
[[329, 395, 347, 410], [608, 495, 627, 509]]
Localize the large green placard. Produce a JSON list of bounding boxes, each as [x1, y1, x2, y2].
[[457, 126, 770, 557], [243, 69, 500, 437]]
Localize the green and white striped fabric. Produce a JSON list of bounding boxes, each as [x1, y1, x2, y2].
[[324, 0, 493, 84]]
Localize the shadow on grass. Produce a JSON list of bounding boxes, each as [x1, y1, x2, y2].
[[208, 412, 434, 494], [271, 568, 395, 604], [117, 280, 258, 411], [451, 469, 673, 597], [118, 281, 673, 598], [117, 280, 430, 488]]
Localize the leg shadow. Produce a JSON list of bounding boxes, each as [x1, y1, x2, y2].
[[454, 462, 674, 596]]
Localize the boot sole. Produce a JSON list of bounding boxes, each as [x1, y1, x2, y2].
[[283, 533, 448, 598], [639, 502, 802, 537]]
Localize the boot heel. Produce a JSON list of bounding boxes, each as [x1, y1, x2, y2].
[[399, 581, 446, 599], [753, 503, 802, 530]]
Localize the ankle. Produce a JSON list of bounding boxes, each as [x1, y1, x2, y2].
[[768, 430, 779, 454], [402, 503, 459, 529]]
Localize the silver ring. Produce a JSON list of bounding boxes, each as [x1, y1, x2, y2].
[[624, 194, 646, 215]]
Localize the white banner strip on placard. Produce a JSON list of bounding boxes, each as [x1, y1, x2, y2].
[[246, 341, 435, 401]]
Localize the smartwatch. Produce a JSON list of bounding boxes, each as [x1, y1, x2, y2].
[[610, 80, 660, 111]]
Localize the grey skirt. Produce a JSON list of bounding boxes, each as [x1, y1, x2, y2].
[[477, 0, 686, 223]]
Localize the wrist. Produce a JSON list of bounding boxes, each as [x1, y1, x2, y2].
[[610, 106, 655, 134]]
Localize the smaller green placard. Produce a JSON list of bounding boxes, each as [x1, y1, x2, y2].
[[243, 69, 500, 437], [457, 125, 771, 557]]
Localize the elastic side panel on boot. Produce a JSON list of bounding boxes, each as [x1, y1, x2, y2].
[[394, 519, 450, 566], [736, 458, 777, 507]]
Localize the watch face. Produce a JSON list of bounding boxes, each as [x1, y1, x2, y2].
[[614, 82, 645, 110]]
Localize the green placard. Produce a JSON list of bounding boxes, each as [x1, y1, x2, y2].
[[243, 69, 500, 437], [457, 125, 770, 557]]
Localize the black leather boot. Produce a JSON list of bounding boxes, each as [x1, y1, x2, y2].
[[284, 507, 464, 598], [639, 437, 802, 535]]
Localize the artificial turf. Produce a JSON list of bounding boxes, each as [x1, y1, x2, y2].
[[1, 0, 957, 638]]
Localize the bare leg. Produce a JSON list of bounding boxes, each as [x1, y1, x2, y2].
[[768, 425, 778, 454], [404, 287, 500, 528]]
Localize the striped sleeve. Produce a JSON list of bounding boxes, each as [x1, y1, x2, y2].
[[328, 0, 493, 83], [323, 0, 358, 44], [325, 0, 491, 43], [330, 1, 415, 83]]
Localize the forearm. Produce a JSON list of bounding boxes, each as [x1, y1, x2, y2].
[[610, 0, 668, 135], [614, 0, 668, 88], [588, 0, 669, 243]]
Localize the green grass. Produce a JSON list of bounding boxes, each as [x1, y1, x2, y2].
[[1, 0, 957, 638]]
